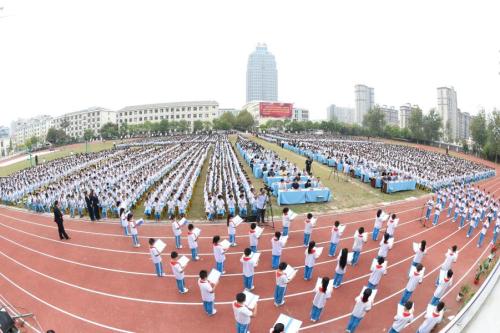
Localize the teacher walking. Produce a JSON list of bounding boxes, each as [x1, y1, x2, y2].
[[54, 200, 70, 241]]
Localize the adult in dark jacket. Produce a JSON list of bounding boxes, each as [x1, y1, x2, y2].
[[54, 200, 70, 240], [90, 189, 100, 220], [84, 191, 95, 221]]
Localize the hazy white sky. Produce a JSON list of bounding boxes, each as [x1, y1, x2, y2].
[[0, 0, 499, 127]]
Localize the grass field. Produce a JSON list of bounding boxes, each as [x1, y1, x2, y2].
[[0, 141, 117, 177]]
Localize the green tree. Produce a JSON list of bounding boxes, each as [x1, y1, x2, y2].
[[470, 110, 487, 152], [422, 109, 442, 142], [408, 107, 424, 142], [384, 125, 402, 138], [462, 140, 469, 153], [83, 129, 94, 141], [485, 110, 500, 162], [100, 122, 119, 140], [235, 110, 255, 131], [362, 106, 386, 136], [24, 136, 39, 151], [193, 120, 204, 133]]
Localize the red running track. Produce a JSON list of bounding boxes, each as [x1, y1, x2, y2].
[[1, 165, 499, 332]]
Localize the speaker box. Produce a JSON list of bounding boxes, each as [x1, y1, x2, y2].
[[0, 311, 15, 333], [245, 215, 257, 222]]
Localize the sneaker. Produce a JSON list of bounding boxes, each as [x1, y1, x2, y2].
[[161, 273, 167, 277], [195, 256, 200, 260], [178, 245, 183, 249], [311, 319, 317, 323], [274, 303, 279, 307], [250, 286, 255, 291], [182, 288, 189, 293], [279, 301, 285, 306], [133, 244, 140, 248], [222, 271, 226, 274], [210, 309, 217, 316]]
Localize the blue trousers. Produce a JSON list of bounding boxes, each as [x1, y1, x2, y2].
[[333, 272, 344, 287], [70, 208, 75, 218], [430, 296, 440, 306], [447, 207, 452, 217], [229, 234, 236, 244], [216, 261, 224, 273], [274, 285, 286, 305], [155, 212, 161, 221], [310, 305, 323, 321], [304, 233, 311, 246], [175, 235, 181, 248], [388, 328, 399, 333], [283, 226, 289, 236], [432, 214, 440, 226], [460, 216, 465, 228], [243, 275, 254, 289], [123, 226, 129, 236], [304, 265, 314, 280], [176, 279, 185, 293], [346, 315, 362, 333], [102, 208, 107, 219], [367, 282, 377, 290], [250, 246, 257, 253], [131, 234, 139, 246], [399, 289, 413, 305], [191, 248, 198, 260], [329, 242, 338, 256], [229, 208, 235, 216], [352, 251, 361, 265], [272, 255, 280, 269], [425, 208, 431, 220], [203, 301, 214, 315], [454, 211, 459, 221], [467, 226, 474, 237], [239, 208, 247, 217], [236, 322, 249, 333], [493, 231, 498, 244], [478, 233, 485, 247], [372, 227, 380, 241], [154, 262, 164, 277]]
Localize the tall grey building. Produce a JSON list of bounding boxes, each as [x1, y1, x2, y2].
[[355, 84, 374, 124], [437, 87, 458, 141], [327, 105, 355, 124], [246, 43, 278, 102]]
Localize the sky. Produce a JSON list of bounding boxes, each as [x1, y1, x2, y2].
[[0, 0, 499, 127]]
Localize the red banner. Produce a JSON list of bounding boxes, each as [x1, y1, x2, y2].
[[259, 103, 293, 118]]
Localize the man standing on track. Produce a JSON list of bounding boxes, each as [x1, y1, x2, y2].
[[53, 200, 70, 241], [84, 191, 95, 221]]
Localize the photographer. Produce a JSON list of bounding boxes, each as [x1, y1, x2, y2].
[[305, 157, 313, 175], [256, 188, 269, 225]]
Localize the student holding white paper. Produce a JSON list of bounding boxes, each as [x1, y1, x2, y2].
[[310, 277, 332, 322], [271, 231, 285, 269], [351, 227, 365, 266], [274, 262, 293, 307], [430, 269, 453, 306], [435, 245, 458, 286], [400, 263, 424, 305], [170, 251, 188, 294], [333, 248, 348, 288], [149, 238, 164, 277], [367, 257, 386, 290], [172, 218, 182, 249], [198, 270, 217, 316], [120, 208, 129, 236], [228, 214, 238, 247], [328, 221, 343, 257], [389, 301, 414, 333], [212, 235, 227, 274], [417, 301, 444, 333], [240, 248, 256, 291], [249, 223, 259, 253], [282, 207, 291, 236], [372, 209, 385, 241], [346, 288, 372, 333], [303, 213, 314, 247], [304, 241, 320, 281], [233, 292, 257, 333], [377, 233, 391, 259], [386, 214, 398, 238], [411, 240, 426, 270], [127, 213, 140, 248], [187, 224, 200, 261]]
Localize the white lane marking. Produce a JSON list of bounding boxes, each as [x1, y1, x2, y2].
[[0, 295, 43, 333], [0, 272, 135, 333]]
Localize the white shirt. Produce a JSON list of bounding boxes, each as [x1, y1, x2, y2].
[[335, 262, 346, 274], [351, 296, 372, 318], [441, 250, 458, 271], [352, 232, 364, 251], [386, 219, 398, 236], [304, 249, 317, 267], [172, 221, 182, 237], [232, 302, 252, 325], [170, 261, 184, 280], [312, 288, 332, 308], [406, 270, 423, 292], [249, 230, 258, 246], [213, 244, 225, 263], [368, 264, 386, 285], [271, 237, 285, 256], [434, 277, 453, 298], [378, 242, 390, 258], [417, 312, 443, 333], [330, 227, 342, 244], [276, 271, 289, 287], [413, 247, 426, 264], [374, 216, 384, 229], [149, 247, 161, 264], [304, 219, 313, 234], [198, 279, 214, 302], [282, 214, 290, 228], [129, 221, 138, 235], [392, 312, 413, 332], [228, 220, 236, 235], [187, 232, 198, 249], [240, 255, 256, 277]]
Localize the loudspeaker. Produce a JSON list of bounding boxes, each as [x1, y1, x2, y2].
[[0, 311, 15, 333], [246, 215, 257, 222]]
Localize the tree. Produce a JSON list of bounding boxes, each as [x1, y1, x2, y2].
[[444, 120, 453, 143], [408, 107, 424, 142], [212, 118, 232, 131], [24, 136, 39, 151], [83, 129, 94, 141], [470, 110, 487, 152], [362, 106, 386, 136], [235, 110, 255, 131], [422, 109, 442, 142], [485, 110, 500, 162], [119, 122, 129, 137], [462, 140, 469, 153], [193, 120, 204, 133], [100, 122, 119, 140], [46, 127, 69, 145]]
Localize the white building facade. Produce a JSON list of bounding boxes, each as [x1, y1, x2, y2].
[[437, 87, 459, 141], [378, 105, 399, 127], [10, 115, 53, 147], [355, 84, 374, 125], [116, 101, 219, 129], [51, 107, 116, 139], [327, 105, 355, 124], [292, 108, 309, 121], [457, 110, 471, 140], [246, 43, 278, 102]]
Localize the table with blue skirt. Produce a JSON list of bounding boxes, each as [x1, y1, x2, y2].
[[271, 182, 307, 196], [277, 188, 332, 205], [265, 176, 309, 186], [385, 180, 417, 193]]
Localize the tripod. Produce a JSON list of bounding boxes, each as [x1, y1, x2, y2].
[[265, 192, 275, 229], [328, 164, 340, 182]]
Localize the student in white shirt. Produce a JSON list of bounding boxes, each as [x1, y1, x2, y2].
[[372, 209, 385, 241], [304, 213, 314, 247], [233, 292, 257, 333], [310, 276, 332, 322], [477, 220, 490, 247], [351, 227, 365, 266], [227, 194, 236, 217], [345, 288, 372, 333], [386, 214, 398, 238], [170, 251, 188, 294], [198, 270, 217, 316], [367, 256, 387, 290], [120, 208, 129, 236], [432, 203, 442, 226], [400, 263, 424, 305], [492, 217, 500, 244], [329, 220, 343, 257], [430, 269, 453, 306], [377, 233, 391, 259], [127, 213, 140, 248], [436, 245, 458, 286], [212, 235, 227, 274], [240, 247, 257, 291], [153, 197, 162, 222], [172, 218, 182, 249], [389, 301, 414, 333], [333, 248, 349, 288], [304, 240, 320, 281], [149, 238, 164, 277], [424, 197, 434, 226], [228, 214, 237, 247], [274, 262, 294, 307], [282, 207, 291, 236], [187, 224, 200, 261], [417, 301, 445, 333], [411, 240, 427, 270], [271, 231, 285, 269], [249, 222, 259, 253]]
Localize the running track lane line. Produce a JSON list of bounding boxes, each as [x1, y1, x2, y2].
[[0, 212, 458, 277], [0, 295, 42, 333], [299, 231, 486, 330], [0, 272, 135, 333], [0, 215, 473, 304]]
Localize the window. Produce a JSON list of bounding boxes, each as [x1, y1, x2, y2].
[[188, 107, 191, 111], [170, 115, 174, 119], [155, 109, 158, 113], [182, 107, 185, 111], [139, 117, 142, 121], [193, 107, 197, 111], [193, 114, 197, 118], [176, 115, 180, 119], [139, 110, 142, 115], [187, 114, 191, 118]]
